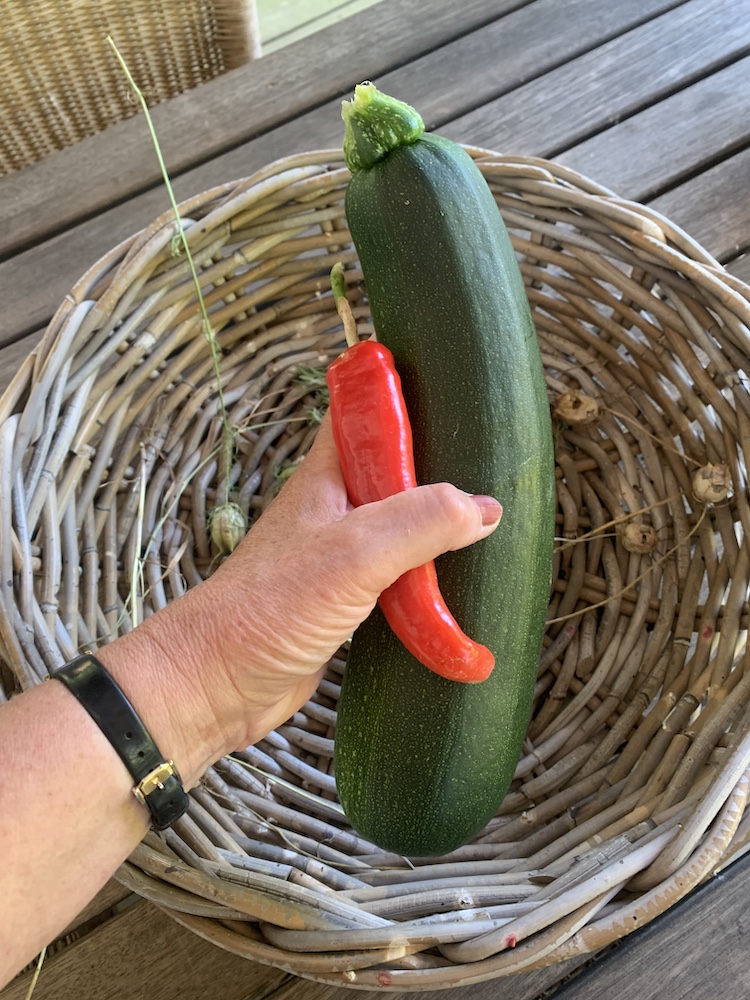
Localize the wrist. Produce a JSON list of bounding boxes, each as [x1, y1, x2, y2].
[[96, 586, 245, 789]]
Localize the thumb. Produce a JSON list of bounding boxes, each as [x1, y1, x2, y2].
[[343, 483, 502, 595]]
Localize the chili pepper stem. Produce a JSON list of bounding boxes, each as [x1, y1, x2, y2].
[[330, 262, 359, 347]]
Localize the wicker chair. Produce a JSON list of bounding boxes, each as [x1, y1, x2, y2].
[[0, 0, 261, 175]]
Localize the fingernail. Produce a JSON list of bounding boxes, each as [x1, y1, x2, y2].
[[471, 495, 503, 527]]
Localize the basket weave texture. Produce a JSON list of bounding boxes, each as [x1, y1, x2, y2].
[[2, 149, 750, 990], [0, 0, 260, 175]]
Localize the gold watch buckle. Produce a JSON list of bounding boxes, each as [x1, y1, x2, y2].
[[133, 760, 179, 806]]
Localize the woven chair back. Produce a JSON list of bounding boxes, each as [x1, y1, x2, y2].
[[0, 0, 261, 175]]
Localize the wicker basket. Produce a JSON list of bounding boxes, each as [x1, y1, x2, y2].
[[0, 0, 261, 175], [2, 148, 750, 990]]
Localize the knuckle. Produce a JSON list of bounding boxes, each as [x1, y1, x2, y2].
[[329, 513, 375, 571], [428, 483, 477, 537]]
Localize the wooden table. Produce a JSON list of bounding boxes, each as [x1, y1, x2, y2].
[[3, 0, 750, 996]]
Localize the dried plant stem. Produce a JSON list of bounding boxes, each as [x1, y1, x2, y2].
[[24, 946, 47, 1000], [554, 491, 683, 554], [602, 405, 704, 469], [107, 36, 234, 508], [548, 504, 708, 625], [129, 445, 147, 629], [229, 754, 344, 812]]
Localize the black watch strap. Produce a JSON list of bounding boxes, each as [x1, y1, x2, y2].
[[52, 653, 189, 830]]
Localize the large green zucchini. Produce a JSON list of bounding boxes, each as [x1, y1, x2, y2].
[[334, 84, 555, 857]]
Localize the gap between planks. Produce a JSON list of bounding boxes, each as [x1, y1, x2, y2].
[[0, 900, 290, 1000], [3, 0, 743, 342], [0, 0, 521, 261]]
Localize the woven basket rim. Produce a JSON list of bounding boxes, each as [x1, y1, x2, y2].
[[2, 147, 750, 989]]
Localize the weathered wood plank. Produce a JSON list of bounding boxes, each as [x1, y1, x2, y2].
[[0, 103, 343, 340], [546, 855, 750, 999], [441, 0, 750, 162], [60, 880, 134, 938], [0, 0, 683, 270], [0, 900, 289, 1000], [371, 0, 684, 132], [1, 0, 741, 343], [0, 332, 44, 394], [257, 954, 593, 1000], [0, 0, 519, 258], [557, 55, 750, 201], [728, 253, 750, 286], [0, 0, 682, 270], [648, 145, 750, 262]]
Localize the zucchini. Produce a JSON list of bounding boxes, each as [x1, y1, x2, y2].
[[334, 84, 555, 857]]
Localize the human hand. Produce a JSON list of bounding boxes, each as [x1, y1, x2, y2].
[[104, 415, 502, 784]]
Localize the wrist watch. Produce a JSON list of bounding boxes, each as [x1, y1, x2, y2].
[[51, 652, 190, 830]]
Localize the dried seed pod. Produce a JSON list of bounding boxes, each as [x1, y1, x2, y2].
[[692, 463, 731, 505], [620, 522, 658, 554], [208, 501, 247, 553], [553, 390, 600, 427], [276, 455, 304, 487]]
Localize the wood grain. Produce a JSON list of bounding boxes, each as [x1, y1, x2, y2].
[[366, 0, 682, 132], [0, 0, 516, 259], [0, 901, 289, 1000], [441, 0, 750, 162], [258, 954, 593, 1000], [2, 0, 746, 344], [60, 881, 134, 938], [546, 855, 750, 999], [648, 145, 750, 261], [728, 253, 750, 285], [0, 332, 44, 394], [557, 54, 750, 200]]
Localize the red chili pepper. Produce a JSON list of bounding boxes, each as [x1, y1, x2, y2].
[[326, 338, 495, 683]]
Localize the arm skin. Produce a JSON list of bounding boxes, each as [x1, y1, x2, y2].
[[0, 416, 502, 986]]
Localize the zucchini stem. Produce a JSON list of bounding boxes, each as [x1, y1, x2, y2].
[[342, 82, 424, 172]]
